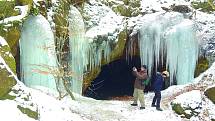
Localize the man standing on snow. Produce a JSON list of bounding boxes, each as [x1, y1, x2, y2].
[[151, 70, 169, 111], [131, 65, 148, 110]]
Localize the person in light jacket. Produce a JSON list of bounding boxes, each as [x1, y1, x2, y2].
[[131, 65, 148, 110]]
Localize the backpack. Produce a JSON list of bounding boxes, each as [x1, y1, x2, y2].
[[141, 79, 150, 86]]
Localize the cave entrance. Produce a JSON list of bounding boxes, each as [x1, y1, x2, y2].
[[84, 56, 172, 100], [84, 56, 144, 100]]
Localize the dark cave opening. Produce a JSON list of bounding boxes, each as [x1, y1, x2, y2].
[[84, 56, 172, 100], [84, 56, 152, 100]]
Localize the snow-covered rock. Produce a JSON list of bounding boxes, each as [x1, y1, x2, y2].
[[171, 90, 203, 119], [0, 5, 29, 24]]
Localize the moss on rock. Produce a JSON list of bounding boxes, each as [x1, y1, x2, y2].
[[17, 105, 39, 120], [172, 103, 188, 117], [5, 26, 21, 57], [0, 67, 17, 99], [113, 4, 131, 17], [102, 0, 141, 17], [195, 56, 209, 77], [0, 36, 17, 99], [109, 30, 127, 61], [0, 92, 16, 100], [171, 103, 200, 119], [0, 1, 19, 20], [192, 1, 215, 13], [205, 87, 215, 104], [16, 0, 33, 6], [0, 38, 17, 73]]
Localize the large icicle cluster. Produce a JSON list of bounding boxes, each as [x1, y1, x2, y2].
[[138, 12, 199, 85], [68, 6, 112, 94], [68, 6, 90, 94], [165, 19, 199, 85], [20, 15, 58, 91], [85, 8, 123, 70], [88, 41, 111, 70]]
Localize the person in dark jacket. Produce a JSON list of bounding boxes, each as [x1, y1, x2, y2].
[[131, 65, 148, 110], [151, 71, 169, 111]]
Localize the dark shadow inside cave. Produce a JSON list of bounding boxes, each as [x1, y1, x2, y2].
[[84, 56, 156, 100], [84, 56, 140, 100], [84, 56, 173, 100]]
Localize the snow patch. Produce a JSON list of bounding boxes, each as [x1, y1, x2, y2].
[[0, 36, 8, 46], [86, 11, 124, 39], [0, 100, 36, 121], [173, 90, 202, 109], [0, 5, 29, 24]]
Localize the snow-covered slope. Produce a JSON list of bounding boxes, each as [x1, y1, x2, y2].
[[1, 61, 215, 121]]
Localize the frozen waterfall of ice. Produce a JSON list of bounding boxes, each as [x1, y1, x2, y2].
[[165, 19, 198, 85], [68, 6, 89, 94], [67, 5, 112, 94], [138, 12, 199, 85], [20, 15, 58, 91]]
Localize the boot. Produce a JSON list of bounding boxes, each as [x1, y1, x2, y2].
[[156, 107, 163, 111], [131, 103, 137, 106], [151, 104, 156, 107]]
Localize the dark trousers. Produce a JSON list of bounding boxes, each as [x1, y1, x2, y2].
[[152, 91, 161, 108]]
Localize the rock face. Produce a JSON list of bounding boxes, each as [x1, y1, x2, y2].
[[171, 90, 202, 119], [0, 36, 16, 73], [0, 36, 17, 98], [101, 0, 141, 17], [205, 87, 215, 104], [171, 5, 191, 13]]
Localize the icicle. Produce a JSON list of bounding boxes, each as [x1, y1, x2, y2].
[[20, 15, 58, 91], [102, 41, 111, 63], [165, 19, 198, 84], [68, 6, 89, 94], [87, 40, 111, 70], [138, 12, 184, 76], [126, 38, 136, 63], [138, 12, 198, 85]]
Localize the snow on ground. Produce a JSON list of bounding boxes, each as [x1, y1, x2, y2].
[[0, 80, 184, 121], [0, 5, 29, 24], [1, 57, 215, 121], [173, 90, 202, 109], [0, 100, 36, 121], [2, 69, 215, 121], [2, 81, 90, 121], [63, 93, 182, 121]]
